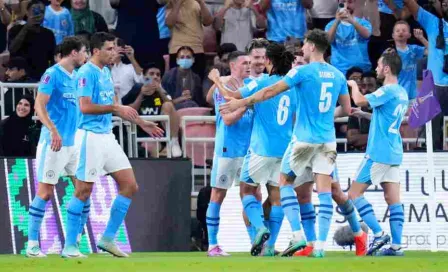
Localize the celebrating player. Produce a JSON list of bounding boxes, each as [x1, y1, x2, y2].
[[27, 36, 88, 258], [61, 32, 163, 258], [210, 42, 296, 256], [348, 51, 408, 256], [205, 51, 253, 257], [220, 29, 352, 257]]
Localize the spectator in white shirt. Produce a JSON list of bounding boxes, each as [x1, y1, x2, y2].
[[111, 38, 144, 100]]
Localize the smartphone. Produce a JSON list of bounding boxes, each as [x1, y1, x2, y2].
[[32, 6, 42, 16], [338, 2, 345, 12], [143, 77, 152, 85]]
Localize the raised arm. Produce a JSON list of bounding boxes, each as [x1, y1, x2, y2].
[[165, 0, 183, 28], [197, 0, 214, 26], [349, 80, 369, 107], [403, 0, 419, 19]]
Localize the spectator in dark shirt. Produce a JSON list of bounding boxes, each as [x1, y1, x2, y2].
[[2, 57, 33, 117], [71, 0, 108, 35], [8, 0, 56, 81], [347, 71, 377, 151], [0, 95, 40, 157]]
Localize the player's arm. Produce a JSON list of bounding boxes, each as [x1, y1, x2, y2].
[[221, 106, 247, 126], [35, 92, 62, 151], [208, 69, 242, 99], [348, 80, 369, 107]]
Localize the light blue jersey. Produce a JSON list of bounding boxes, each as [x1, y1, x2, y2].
[[283, 62, 348, 144], [38, 64, 78, 146], [325, 18, 372, 75], [266, 0, 307, 42], [214, 88, 253, 158], [240, 75, 296, 157], [417, 8, 448, 86], [43, 6, 74, 45], [365, 84, 409, 165], [396, 45, 425, 100], [378, 0, 404, 14], [157, 6, 170, 39], [77, 62, 115, 134]]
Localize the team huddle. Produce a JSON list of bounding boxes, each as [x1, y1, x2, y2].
[[206, 29, 407, 258], [27, 33, 163, 258]]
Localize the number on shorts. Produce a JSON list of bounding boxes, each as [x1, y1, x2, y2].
[[319, 82, 333, 113], [277, 95, 290, 125], [388, 104, 407, 134]]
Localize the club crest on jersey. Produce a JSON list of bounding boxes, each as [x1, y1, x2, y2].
[[41, 74, 51, 84], [79, 78, 86, 87]]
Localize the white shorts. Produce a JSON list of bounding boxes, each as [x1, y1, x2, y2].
[[210, 155, 243, 189], [281, 139, 337, 178], [354, 156, 400, 186], [293, 164, 340, 188], [75, 129, 131, 183], [35, 141, 79, 185], [240, 150, 281, 187]]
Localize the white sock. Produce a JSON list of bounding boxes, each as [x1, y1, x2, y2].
[[314, 240, 325, 251], [28, 240, 39, 248], [292, 231, 304, 242], [391, 244, 401, 250], [208, 244, 217, 251], [374, 231, 384, 238], [171, 137, 179, 144]]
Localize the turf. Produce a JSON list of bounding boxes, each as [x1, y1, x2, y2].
[[0, 252, 446, 272]]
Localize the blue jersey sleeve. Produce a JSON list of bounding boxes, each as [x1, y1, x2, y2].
[[365, 87, 395, 108], [240, 79, 260, 98], [38, 70, 56, 96], [417, 7, 438, 36], [283, 66, 306, 89], [77, 70, 94, 98]]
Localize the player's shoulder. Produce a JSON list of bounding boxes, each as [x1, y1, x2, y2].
[[326, 63, 346, 80], [40, 65, 60, 84]]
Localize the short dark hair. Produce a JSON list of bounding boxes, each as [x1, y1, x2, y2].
[[142, 62, 164, 77], [362, 71, 376, 79], [228, 51, 248, 63], [54, 44, 62, 56], [246, 38, 269, 53], [90, 32, 115, 54], [218, 43, 237, 59], [304, 29, 330, 53], [346, 66, 363, 79], [380, 51, 402, 76], [27, 0, 45, 10], [266, 42, 295, 76], [59, 36, 85, 58], [176, 46, 195, 57]]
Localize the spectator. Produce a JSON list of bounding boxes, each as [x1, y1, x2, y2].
[[404, 0, 448, 150], [391, 21, 428, 101], [260, 0, 313, 43], [111, 0, 166, 66], [346, 66, 363, 86], [111, 38, 144, 100], [89, 0, 116, 26], [246, 38, 269, 79], [2, 57, 34, 117], [9, 0, 56, 81], [122, 63, 182, 158], [0, 1, 13, 53], [0, 95, 39, 156], [347, 71, 376, 151], [71, 0, 108, 35], [378, 0, 406, 41], [326, 0, 372, 75], [214, 0, 266, 51], [162, 46, 206, 110], [166, 0, 214, 80], [43, 0, 74, 44], [310, 0, 339, 30], [157, 5, 171, 56]]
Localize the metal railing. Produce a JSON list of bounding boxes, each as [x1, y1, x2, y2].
[[132, 115, 171, 158], [0, 82, 39, 119]]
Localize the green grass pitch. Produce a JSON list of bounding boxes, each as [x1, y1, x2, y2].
[[0, 252, 447, 272]]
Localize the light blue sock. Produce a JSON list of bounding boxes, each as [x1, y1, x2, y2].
[[65, 197, 85, 247], [354, 196, 383, 235], [300, 202, 316, 243], [242, 195, 265, 230], [317, 193, 333, 242], [206, 202, 221, 246], [280, 185, 301, 231], [78, 198, 91, 236], [103, 195, 132, 240], [246, 225, 256, 244], [389, 203, 404, 246], [28, 196, 47, 241], [266, 205, 284, 247], [338, 200, 361, 234]]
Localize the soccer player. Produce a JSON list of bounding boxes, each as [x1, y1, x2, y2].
[[348, 51, 408, 256], [220, 29, 352, 258], [246, 38, 270, 79], [210, 42, 296, 256], [61, 32, 164, 258], [205, 51, 253, 257], [26, 36, 88, 258]]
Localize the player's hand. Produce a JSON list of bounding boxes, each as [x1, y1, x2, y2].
[[219, 97, 245, 113], [117, 105, 139, 121], [50, 128, 62, 152], [350, 107, 364, 117], [139, 121, 165, 138], [413, 29, 424, 40], [208, 69, 221, 83], [347, 80, 358, 88]]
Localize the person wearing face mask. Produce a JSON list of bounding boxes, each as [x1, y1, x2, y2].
[[0, 95, 40, 156], [162, 46, 206, 110]]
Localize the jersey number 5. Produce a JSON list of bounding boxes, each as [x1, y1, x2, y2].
[[277, 95, 290, 125], [389, 104, 407, 134], [319, 82, 333, 113]]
